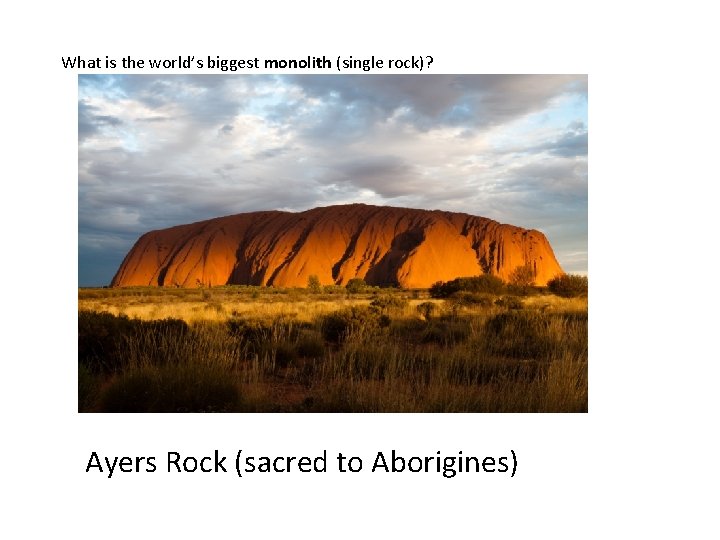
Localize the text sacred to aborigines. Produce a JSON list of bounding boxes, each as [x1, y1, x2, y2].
[[85, 449, 518, 479]]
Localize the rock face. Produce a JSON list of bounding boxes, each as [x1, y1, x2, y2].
[[111, 204, 564, 288]]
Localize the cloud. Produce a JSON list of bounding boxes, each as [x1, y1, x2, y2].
[[78, 74, 588, 286], [550, 128, 588, 157], [323, 155, 419, 198], [530, 122, 588, 157], [78, 100, 122, 141], [287, 74, 586, 132]]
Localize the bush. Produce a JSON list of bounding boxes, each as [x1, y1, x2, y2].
[[78, 311, 135, 372], [484, 311, 587, 359], [370, 294, 409, 314], [547, 274, 588, 298], [78, 311, 188, 373], [345, 278, 368, 294], [509, 265, 536, 295], [416, 302, 437, 320], [297, 332, 325, 358], [273, 343, 298, 368], [449, 291, 495, 307], [307, 274, 322, 293], [321, 307, 390, 343], [484, 311, 550, 359], [421, 320, 471, 345], [495, 296, 524, 310], [430, 274, 506, 298], [78, 364, 100, 411], [98, 365, 240, 412], [227, 319, 274, 347], [322, 284, 346, 294]]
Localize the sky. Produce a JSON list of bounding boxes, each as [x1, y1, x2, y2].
[[78, 74, 587, 286]]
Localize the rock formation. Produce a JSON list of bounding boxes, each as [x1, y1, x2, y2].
[[111, 204, 564, 288]]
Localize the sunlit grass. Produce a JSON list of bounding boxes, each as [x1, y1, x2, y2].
[[78, 287, 588, 413]]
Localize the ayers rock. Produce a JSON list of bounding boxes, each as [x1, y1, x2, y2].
[[111, 204, 564, 288]]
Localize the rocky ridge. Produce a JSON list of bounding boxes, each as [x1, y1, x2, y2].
[[111, 204, 564, 288]]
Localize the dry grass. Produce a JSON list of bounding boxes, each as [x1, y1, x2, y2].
[[79, 287, 383, 323], [78, 286, 587, 413], [79, 298, 373, 323]]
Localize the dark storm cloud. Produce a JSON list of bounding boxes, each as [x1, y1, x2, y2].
[[78, 247, 131, 287], [80, 144, 323, 235], [287, 74, 586, 132], [502, 159, 588, 204], [325, 155, 421, 198], [462, 74, 586, 124], [82, 75, 263, 126], [78, 100, 122, 141]]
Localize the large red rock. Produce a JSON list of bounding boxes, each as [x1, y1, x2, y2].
[[111, 204, 564, 288]]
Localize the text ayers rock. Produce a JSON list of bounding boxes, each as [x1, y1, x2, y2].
[[111, 204, 564, 288]]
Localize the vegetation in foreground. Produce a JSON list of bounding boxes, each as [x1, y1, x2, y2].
[[78, 276, 588, 413]]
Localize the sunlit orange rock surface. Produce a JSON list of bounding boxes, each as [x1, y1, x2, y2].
[[111, 204, 564, 288]]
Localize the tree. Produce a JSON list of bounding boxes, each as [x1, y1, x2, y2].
[[307, 274, 322, 293], [509, 265, 535, 295], [345, 278, 368, 294], [547, 274, 588, 298], [429, 274, 506, 298]]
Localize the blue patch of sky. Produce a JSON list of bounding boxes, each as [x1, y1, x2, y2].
[[489, 93, 587, 155]]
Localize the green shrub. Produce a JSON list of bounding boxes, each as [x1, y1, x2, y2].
[[450, 291, 495, 307], [322, 284, 346, 294], [227, 317, 301, 363], [484, 311, 550, 359], [483, 311, 587, 359], [508, 265, 537, 295], [510, 265, 535, 285], [421, 320, 471, 345], [495, 296, 524, 310], [78, 311, 134, 372], [98, 365, 240, 413], [297, 332, 325, 358], [227, 318, 273, 346], [430, 274, 506, 298], [345, 278, 368, 294], [548, 274, 588, 298], [78, 364, 100, 412], [204, 301, 224, 313], [370, 294, 409, 314], [273, 343, 298, 368], [416, 301, 437, 320], [321, 307, 390, 343], [307, 274, 322, 293], [78, 311, 188, 373]]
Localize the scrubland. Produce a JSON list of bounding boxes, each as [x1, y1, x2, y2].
[[78, 283, 588, 413]]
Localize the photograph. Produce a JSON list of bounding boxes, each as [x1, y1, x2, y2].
[[78, 74, 588, 413]]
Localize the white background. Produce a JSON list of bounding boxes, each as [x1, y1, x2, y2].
[[2, 1, 719, 538]]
